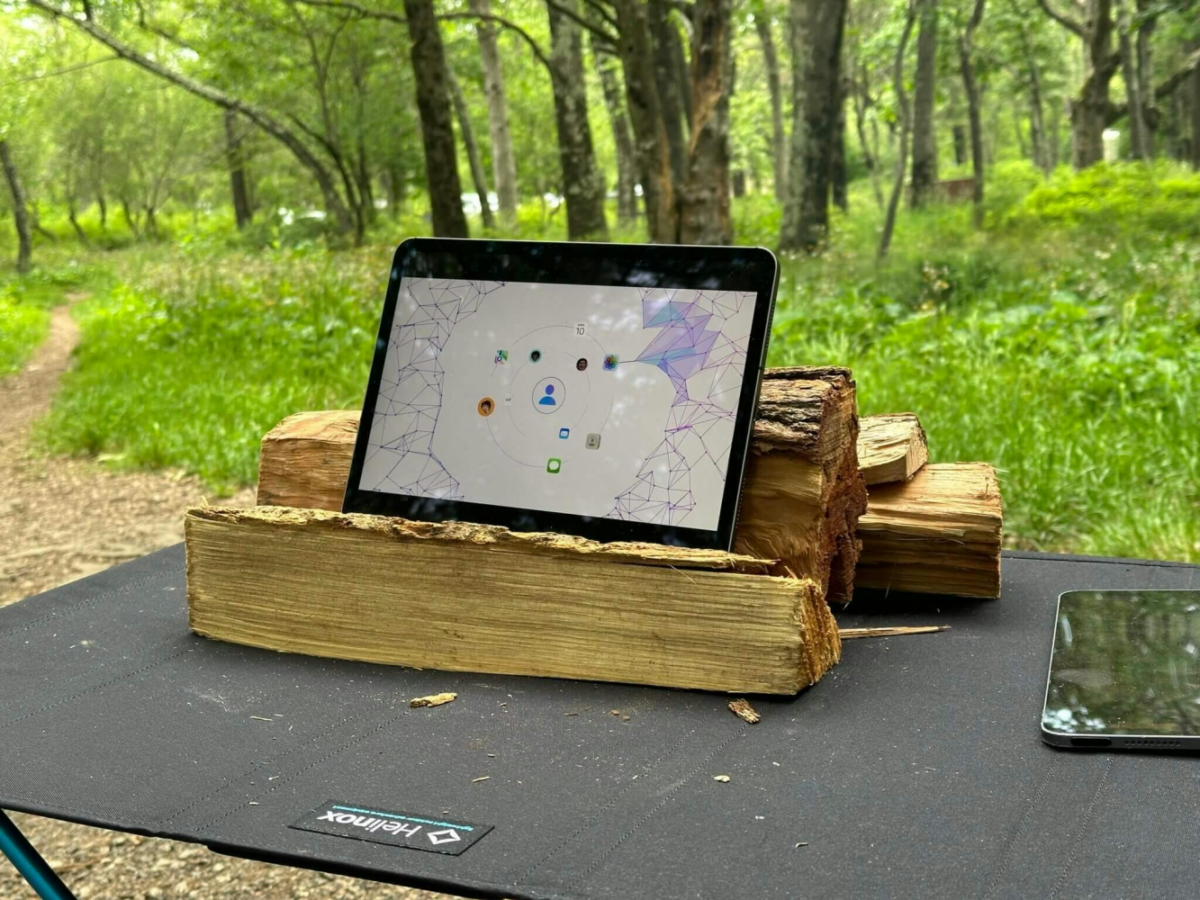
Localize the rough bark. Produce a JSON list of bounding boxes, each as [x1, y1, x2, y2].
[[878, 7, 917, 261], [223, 109, 252, 230], [0, 139, 33, 273], [1115, 0, 1148, 159], [910, 0, 940, 208], [830, 78, 848, 212], [594, 46, 639, 225], [779, 0, 847, 252], [469, 0, 519, 221], [1136, 12, 1156, 157], [547, 0, 609, 241], [648, 0, 690, 193], [958, 0, 987, 228], [404, 0, 469, 237], [186, 506, 840, 696], [613, 0, 677, 242], [754, 9, 788, 202], [678, 0, 733, 244], [446, 65, 497, 231]]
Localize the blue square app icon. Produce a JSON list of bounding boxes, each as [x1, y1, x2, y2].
[[559, 427, 570, 439]]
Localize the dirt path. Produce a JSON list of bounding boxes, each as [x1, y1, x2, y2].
[[0, 302, 448, 899]]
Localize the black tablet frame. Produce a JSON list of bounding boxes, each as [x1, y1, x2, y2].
[[341, 237, 779, 551]]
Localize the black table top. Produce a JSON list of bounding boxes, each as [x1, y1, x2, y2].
[[1, 546, 1198, 900]]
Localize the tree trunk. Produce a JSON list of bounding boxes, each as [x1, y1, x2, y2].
[[780, 0, 848, 252], [0, 139, 33, 273], [958, 0, 987, 230], [1136, 14, 1156, 157], [224, 109, 252, 230], [754, 10, 788, 202], [679, 0, 733, 245], [1192, 41, 1200, 170], [1115, 0, 1148, 160], [594, 47, 639, 225], [1013, 107, 1029, 159], [446, 65, 497, 231], [469, 0, 519, 221], [404, 0, 469, 237], [852, 73, 885, 211], [1028, 66, 1049, 173], [830, 79, 848, 212], [910, 0, 939, 208], [953, 124, 967, 165], [355, 133, 376, 226], [879, 8, 917, 261], [547, 0, 609, 241], [613, 0, 677, 243], [1067, 1, 1117, 169], [384, 163, 406, 218], [67, 199, 89, 245], [648, 0, 690, 194]]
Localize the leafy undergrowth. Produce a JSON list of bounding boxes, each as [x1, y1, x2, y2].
[[34, 164, 1200, 562], [37, 246, 388, 494], [0, 260, 109, 375]]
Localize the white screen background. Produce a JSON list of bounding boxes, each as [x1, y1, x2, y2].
[[358, 279, 756, 530]]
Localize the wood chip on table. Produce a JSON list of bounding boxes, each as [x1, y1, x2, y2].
[[713, 775, 731, 783], [728, 698, 761, 724], [410, 692, 457, 708], [838, 625, 950, 640]]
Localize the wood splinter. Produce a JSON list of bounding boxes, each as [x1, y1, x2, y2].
[[838, 625, 949, 640], [410, 692, 457, 708], [728, 698, 761, 724]]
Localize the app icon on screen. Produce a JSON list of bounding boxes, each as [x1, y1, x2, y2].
[[495, 350, 508, 364], [546, 458, 562, 474], [530, 349, 542, 363], [559, 427, 570, 439], [585, 433, 602, 450], [576, 358, 588, 371], [603, 354, 618, 371], [477, 397, 495, 417]]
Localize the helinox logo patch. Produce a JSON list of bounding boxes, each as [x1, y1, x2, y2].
[[289, 800, 493, 856]]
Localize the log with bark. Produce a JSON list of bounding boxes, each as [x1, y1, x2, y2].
[[185, 506, 841, 695], [256, 367, 867, 599], [854, 462, 1003, 600], [856, 413, 929, 485]]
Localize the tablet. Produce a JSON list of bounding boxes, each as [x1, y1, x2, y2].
[[342, 238, 778, 550], [1041, 589, 1200, 752]]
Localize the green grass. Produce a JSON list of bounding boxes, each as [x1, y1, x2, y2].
[[0, 258, 110, 375], [26, 163, 1200, 562]]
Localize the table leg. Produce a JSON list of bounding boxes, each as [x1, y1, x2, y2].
[[0, 810, 79, 900]]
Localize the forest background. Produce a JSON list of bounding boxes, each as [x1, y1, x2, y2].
[[2, 0, 1199, 563]]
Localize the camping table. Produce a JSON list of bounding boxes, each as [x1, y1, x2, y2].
[[1, 546, 1198, 900]]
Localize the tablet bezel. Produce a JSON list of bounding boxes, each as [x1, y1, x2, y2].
[[341, 237, 779, 551], [1041, 589, 1200, 752]]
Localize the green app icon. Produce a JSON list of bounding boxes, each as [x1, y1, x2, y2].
[[546, 458, 562, 474]]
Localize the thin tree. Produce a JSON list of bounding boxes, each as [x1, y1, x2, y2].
[[1115, 0, 1149, 159], [469, 0, 519, 221], [0, 138, 33, 273], [910, 0, 939, 208], [879, 5, 918, 262], [593, 42, 639, 225], [445, 64, 497, 231], [957, 0, 987, 227], [753, 1, 788, 202]]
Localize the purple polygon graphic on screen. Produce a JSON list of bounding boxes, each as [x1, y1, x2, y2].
[[611, 290, 751, 527], [364, 280, 504, 499]]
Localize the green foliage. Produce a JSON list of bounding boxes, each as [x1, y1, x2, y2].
[[1011, 164, 1200, 237], [37, 247, 388, 493], [0, 259, 106, 374], [770, 188, 1200, 563], [0, 292, 47, 376]]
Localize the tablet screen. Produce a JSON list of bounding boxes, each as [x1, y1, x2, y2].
[[358, 278, 757, 531], [1043, 590, 1200, 738]]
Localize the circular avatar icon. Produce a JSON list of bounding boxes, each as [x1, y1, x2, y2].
[[477, 397, 495, 417], [532, 377, 565, 414], [576, 357, 588, 371], [529, 349, 542, 363], [603, 354, 619, 371]]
